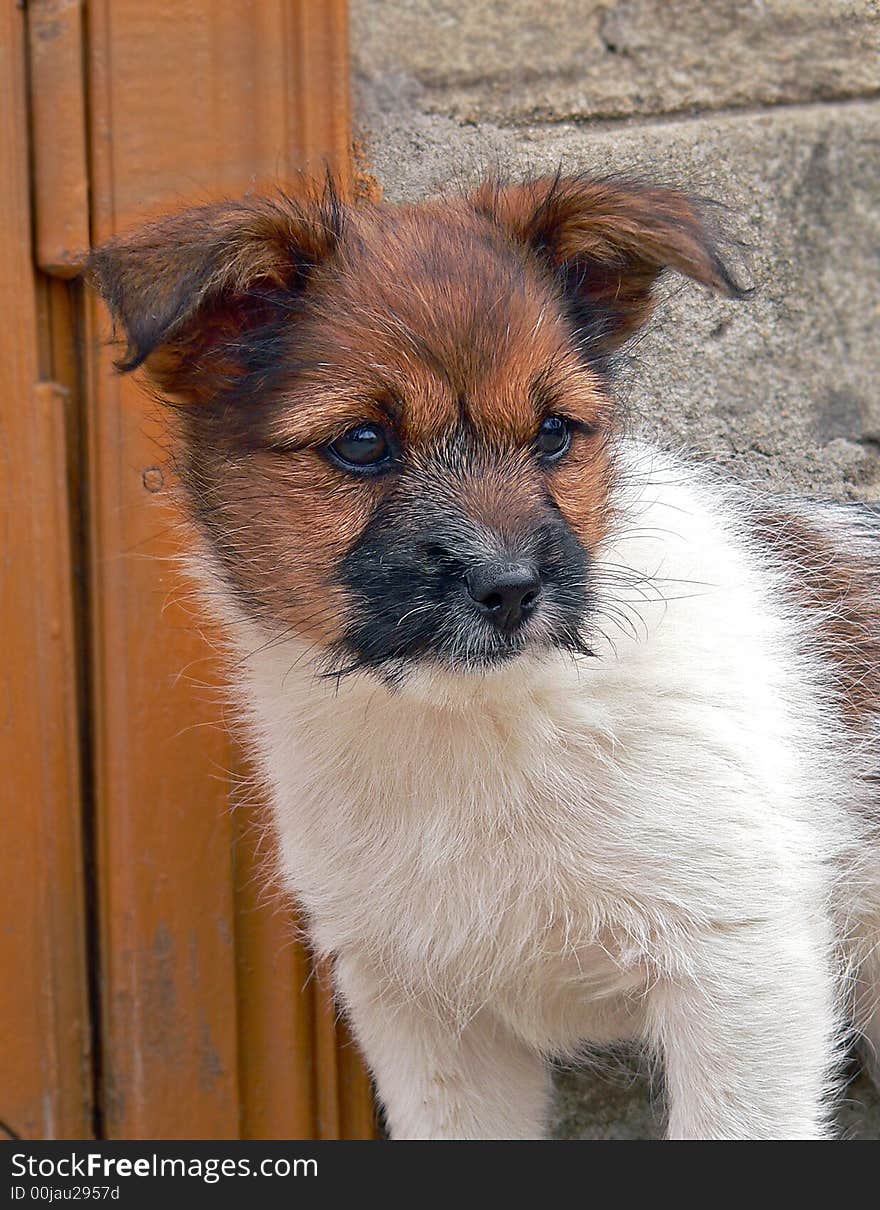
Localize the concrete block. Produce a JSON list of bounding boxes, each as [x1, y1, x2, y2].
[[352, 1, 880, 123]]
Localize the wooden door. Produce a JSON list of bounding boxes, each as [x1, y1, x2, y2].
[[1, 0, 375, 1142]]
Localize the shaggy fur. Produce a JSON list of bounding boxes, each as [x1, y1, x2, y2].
[[89, 174, 880, 1140]]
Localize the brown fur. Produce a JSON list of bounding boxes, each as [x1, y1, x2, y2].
[[749, 505, 880, 726], [471, 175, 741, 348]]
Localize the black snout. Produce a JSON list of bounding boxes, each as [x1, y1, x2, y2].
[[466, 561, 542, 632]]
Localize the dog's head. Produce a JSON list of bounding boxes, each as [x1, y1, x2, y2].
[[89, 175, 739, 681]]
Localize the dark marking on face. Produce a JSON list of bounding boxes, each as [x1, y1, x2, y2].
[[334, 436, 594, 679]]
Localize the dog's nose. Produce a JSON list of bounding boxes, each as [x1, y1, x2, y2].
[[466, 562, 542, 631]]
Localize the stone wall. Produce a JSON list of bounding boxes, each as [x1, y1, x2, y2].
[[350, 1, 880, 1137]]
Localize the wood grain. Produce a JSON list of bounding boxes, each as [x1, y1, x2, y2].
[[0, 4, 91, 1138]]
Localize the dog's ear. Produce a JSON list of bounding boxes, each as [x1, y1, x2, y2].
[[471, 174, 743, 357], [87, 185, 344, 403]]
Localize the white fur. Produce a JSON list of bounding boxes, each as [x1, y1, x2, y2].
[[198, 440, 880, 1139]]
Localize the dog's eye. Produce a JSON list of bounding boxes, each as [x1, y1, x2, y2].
[[536, 416, 571, 461], [327, 424, 391, 472]]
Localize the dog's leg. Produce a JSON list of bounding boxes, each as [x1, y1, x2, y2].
[[335, 953, 552, 1139], [646, 912, 840, 1139]]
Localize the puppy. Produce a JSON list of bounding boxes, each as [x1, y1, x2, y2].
[[89, 175, 880, 1140]]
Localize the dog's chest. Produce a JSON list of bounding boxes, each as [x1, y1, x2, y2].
[[254, 665, 654, 1037], [278, 758, 647, 1045]]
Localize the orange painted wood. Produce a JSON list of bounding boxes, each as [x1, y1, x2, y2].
[[286, 0, 353, 189], [232, 791, 317, 1141], [338, 1021, 378, 1140], [27, 0, 90, 277], [0, 5, 91, 1139], [312, 973, 378, 1140], [82, 0, 374, 1138], [313, 972, 343, 1140]]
